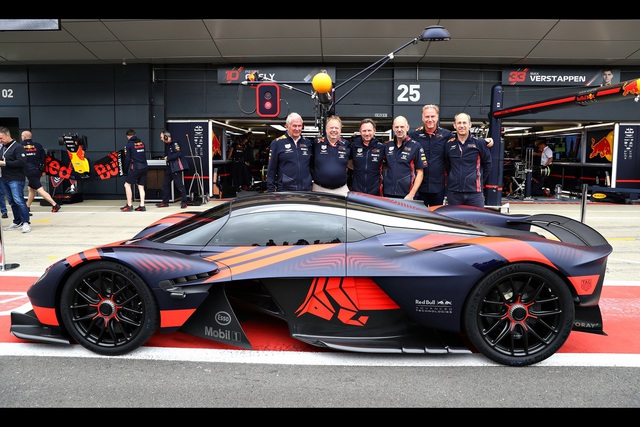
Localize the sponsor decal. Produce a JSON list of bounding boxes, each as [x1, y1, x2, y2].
[[622, 79, 640, 97], [574, 321, 602, 329], [589, 131, 613, 162], [204, 325, 243, 343], [580, 278, 594, 292], [576, 93, 596, 105], [215, 311, 232, 326], [415, 299, 453, 314]]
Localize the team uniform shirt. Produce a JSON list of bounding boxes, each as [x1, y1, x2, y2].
[[124, 136, 148, 172], [230, 141, 253, 164], [350, 136, 385, 195], [21, 138, 48, 189], [382, 137, 428, 198], [311, 136, 351, 189], [409, 126, 451, 194], [266, 133, 313, 192], [165, 140, 187, 168], [21, 138, 46, 174], [230, 141, 252, 188], [444, 135, 492, 193], [257, 146, 269, 167], [160, 139, 189, 204]]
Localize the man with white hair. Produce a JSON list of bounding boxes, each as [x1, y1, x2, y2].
[[266, 112, 313, 192]]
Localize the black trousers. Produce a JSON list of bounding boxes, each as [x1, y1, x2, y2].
[[231, 161, 250, 188], [161, 167, 188, 203]]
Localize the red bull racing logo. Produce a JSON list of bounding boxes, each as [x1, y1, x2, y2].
[[589, 131, 613, 162], [622, 78, 640, 97], [576, 93, 596, 105]]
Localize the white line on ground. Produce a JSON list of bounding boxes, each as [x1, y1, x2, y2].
[[0, 343, 637, 367]]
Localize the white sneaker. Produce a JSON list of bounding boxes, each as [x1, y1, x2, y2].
[[3, 222, 22, 231], [21, 223, 31, 233]]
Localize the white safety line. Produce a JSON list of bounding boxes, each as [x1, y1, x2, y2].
[[0, 343, 638, 367]]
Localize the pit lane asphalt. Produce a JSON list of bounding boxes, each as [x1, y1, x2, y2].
[[2, 194, 639, 281]]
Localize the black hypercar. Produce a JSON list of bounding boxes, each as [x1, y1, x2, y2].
[[11, 192, 612, 366]]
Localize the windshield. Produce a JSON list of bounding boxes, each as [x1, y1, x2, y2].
[[149, 203, 230, 245]]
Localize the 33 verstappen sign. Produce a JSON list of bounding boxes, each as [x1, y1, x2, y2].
[[503, 68, 620, 86]]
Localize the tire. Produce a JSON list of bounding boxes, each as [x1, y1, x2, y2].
[[60, 261, 159, 356], [463, 263, 575, 367]]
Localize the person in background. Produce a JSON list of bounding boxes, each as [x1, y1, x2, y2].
[[409, 104, 494, 207], [266, 112, 313, 192], [156, 130, 189, 209], [0, 126, 31, 233], [0, 180, 8, 219], [311, 115, 351, 196], [535, 139, 553, 169], [229, 134, 253, 192], [349, 118, 385, 196], [120, 129, 148, 212], [256, 141, 270, 191], [245, 131, 255, 153], [382, 116, 427, 200], [21, 130, 61, 214], [532, 139, 553, 197], [444, 113, 492, 208]]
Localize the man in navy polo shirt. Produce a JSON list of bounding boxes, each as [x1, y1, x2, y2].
[[382, 116, 428, 200]]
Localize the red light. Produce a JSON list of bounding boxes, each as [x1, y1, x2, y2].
[[256, 83, 280, 117]]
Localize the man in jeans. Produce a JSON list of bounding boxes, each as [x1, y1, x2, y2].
[[0, 126, 31, 233], [0, 182, 8, 219]]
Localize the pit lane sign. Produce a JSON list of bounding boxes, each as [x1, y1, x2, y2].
[[503, 68, 620, 87]]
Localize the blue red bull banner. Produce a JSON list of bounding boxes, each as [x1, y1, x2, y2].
[[615, 125, 640, 189]]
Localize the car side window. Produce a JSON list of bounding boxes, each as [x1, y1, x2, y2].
[[346, 218, 385, 242], [209, 211, 347, 246], [150, 205, 230, 246]]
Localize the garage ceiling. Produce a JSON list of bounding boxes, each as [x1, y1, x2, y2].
[[1, 19, 638, 66]]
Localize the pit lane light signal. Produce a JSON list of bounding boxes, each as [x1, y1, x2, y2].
[[256, 83, 280, 118]]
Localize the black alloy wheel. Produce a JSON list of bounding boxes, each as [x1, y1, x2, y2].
[[463, 263, 575, 367], [60, 261, 159, 356]]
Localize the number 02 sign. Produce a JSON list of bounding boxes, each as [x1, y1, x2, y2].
[[0, 85, 25, 105], [1, 88, 14, 99]]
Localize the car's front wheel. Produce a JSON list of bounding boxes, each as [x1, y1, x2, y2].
[[463, 263, 575, 367], [60, 261, 159, 356]]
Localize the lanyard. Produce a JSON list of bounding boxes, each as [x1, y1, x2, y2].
[[2, 140, 15, 160]]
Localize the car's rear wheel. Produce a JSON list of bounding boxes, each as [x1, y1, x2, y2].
[[463, 263, 575, 366], [60, 261, 159, 356]]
